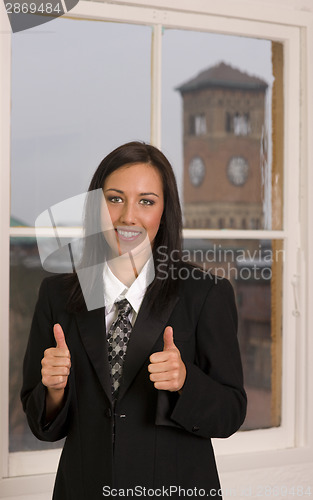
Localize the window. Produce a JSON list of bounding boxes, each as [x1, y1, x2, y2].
[[189, 113, 207, 135], [1, 0, 312, 496], [226, 112, 251, 135], [233, 112, 251, 135], [195, 114, 206, 135]]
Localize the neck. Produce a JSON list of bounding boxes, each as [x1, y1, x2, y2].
[[108, 249, 150, 287]]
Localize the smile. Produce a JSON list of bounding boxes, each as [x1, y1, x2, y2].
[[115, 228, 142, 241]]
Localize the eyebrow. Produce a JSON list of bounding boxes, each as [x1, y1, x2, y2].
[[104, 188, 159, 197]]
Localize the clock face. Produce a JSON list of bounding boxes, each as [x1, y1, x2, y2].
[[227, 156, 249, 186], [189, 157, 205, 187]]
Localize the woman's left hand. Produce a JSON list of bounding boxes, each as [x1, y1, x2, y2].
[[148, 326, 186, 392]]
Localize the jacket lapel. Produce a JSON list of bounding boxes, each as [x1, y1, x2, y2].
[[75, 307, 112, 403], [75, 292, 179, 405], [117, 293, 179, 402]]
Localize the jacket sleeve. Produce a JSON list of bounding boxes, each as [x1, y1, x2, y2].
[[169, 277, 247, 439], [20, 278, 72, 442]]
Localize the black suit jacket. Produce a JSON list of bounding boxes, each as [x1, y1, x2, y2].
[[21, 266, 247, 499]]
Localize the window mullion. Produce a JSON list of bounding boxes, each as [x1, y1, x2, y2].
[[150, 23, 162, 148], [10, 227, 83, 238], [183, 229, 285, 240]]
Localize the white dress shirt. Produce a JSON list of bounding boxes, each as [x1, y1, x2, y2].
[[103, 256, 155, 331]]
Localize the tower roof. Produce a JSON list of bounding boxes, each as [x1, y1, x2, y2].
[[177, 62, 268, 93]]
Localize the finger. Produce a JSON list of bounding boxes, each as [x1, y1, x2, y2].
[[149, 350, 177, 364], [48, 383, 66, 390], [149, 371, 173, 383], [43, 349, 71, 363], [42, 365, 70, 376], [54, 324, 68, 350], [163, 326, 175, 351], [48, 383, 67, 390], [149, 352, 167, 364], [42, 375, 68, 388], [148, 359, 179, 374], [43, 349, 70, 362], [153, 381, 178, 391]]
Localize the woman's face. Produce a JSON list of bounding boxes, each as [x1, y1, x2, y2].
[[102, 163, 164, 258]]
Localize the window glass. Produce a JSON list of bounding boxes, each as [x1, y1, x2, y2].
[[163, 29, 284, 432], [10, 18, 151, 227], [10, 16, 151, 452], [10, 237, 61, 451], [183, 238, 283, 430], [161, 29, 281, 231]]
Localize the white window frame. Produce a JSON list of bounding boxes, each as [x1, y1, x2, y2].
[[1, 0, 312, 497]]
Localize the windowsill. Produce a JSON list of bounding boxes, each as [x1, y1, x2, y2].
[[1, 452, 312, 499]]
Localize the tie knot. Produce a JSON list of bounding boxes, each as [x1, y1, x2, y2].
[[116, 299, 132, 317]]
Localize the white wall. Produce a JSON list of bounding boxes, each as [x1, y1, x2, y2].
[[253, 0, 313, 11], [220, 463, 313, 499], [0, 0, 312, 498]]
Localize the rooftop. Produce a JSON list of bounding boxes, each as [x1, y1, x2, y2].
[[177, 62, 268, 93]]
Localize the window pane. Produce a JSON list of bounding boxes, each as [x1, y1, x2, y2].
[[162, 29, 283, 230], [10, 17, 151, 227], [183, 238, 283, 430], [10, 238, 63, 451], [10, 18, 151, 451]]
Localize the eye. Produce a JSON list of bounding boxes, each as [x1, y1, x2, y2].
[[139, 199, 155, 206], [107, 196, 123, 203]]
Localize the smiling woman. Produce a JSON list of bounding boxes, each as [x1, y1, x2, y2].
[[20, 141, 246, 499], [69, 141, 184, 314], [102, 162, 164, 282]]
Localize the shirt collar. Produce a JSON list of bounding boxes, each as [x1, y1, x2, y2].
[[103, 256, 155, 315]]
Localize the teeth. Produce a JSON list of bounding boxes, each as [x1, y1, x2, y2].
[[117, 229, 140, 238]]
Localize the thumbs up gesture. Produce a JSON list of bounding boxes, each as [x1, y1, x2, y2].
[[148, 327, 186, 392], [41, 324, 71, 391]]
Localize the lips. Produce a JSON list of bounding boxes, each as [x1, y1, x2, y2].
[[115, 227, 143, 242]]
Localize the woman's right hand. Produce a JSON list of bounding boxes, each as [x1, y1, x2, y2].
[[41, 324, 71, 419]]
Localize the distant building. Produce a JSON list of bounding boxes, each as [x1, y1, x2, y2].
[[177, 61, 268, 229], [178, 63, 272, 405]]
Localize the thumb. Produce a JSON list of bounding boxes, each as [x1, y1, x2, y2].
[[163, 326, 176, 351], [54, 323, 68, 349]]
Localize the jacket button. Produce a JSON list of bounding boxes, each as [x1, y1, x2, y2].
[[192, 425, 200, 432], [105, 408, 112, 418]]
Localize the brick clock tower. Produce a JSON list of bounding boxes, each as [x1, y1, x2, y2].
[[177, 62, 268, 230]]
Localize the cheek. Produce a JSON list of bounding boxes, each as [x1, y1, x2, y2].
[[101, 198, 115, 230], [106, 205, 119, 225], [147, 207, 163, 234]]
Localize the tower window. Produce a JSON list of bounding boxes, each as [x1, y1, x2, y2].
[[189, 114, 206, 135], [234, 112, 251, 135], [229, 217, 235, 228], [226, 112, 232, 133]]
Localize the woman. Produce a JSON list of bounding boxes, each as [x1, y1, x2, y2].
[[21, 141, 246, 499]]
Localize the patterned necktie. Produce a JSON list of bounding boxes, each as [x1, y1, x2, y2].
[[107, 299, 132, 402]]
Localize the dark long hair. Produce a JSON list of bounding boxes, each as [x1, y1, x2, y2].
[[66, 141, 183, 314]]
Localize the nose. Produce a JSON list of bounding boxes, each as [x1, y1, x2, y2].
[[119, 202, 137, 225]]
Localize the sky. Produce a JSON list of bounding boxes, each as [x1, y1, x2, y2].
[[10, 16, 273, 226]]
